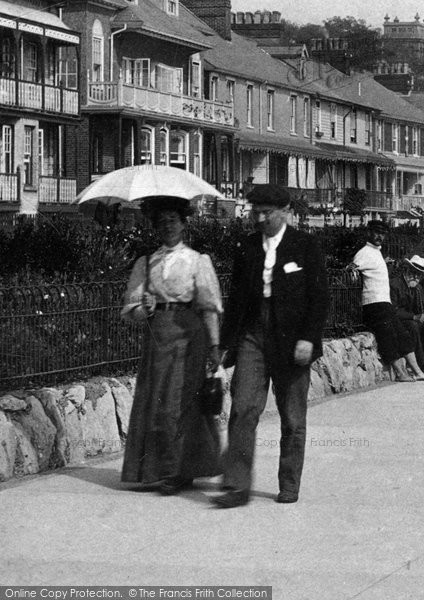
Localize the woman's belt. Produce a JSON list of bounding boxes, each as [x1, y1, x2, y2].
[[156, 302, 193, 312]]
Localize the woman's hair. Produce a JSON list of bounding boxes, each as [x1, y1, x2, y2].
[[141, 196, 193, 227], [151, 208, 187, 228]]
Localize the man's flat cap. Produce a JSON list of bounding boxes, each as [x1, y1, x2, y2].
[[246, 184, 291, 208], [367, 220, 389, 234]]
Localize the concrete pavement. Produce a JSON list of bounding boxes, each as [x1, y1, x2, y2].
[[1, 381, 424, 599]]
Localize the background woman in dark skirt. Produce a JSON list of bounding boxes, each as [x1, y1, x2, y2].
[[121, 196, 222, 495]]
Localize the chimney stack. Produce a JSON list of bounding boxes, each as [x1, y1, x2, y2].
[[180, 0, 232, 41]]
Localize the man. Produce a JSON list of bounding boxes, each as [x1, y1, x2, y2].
[[213, 184, 328, 509], [390, 255, 424, 370], [350, 222, 424, 381]]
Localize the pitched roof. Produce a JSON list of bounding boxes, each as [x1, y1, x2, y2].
[[301, 63, 424, 125], [111, 0, 211, 50], [200, 32, 313, 91], [405, 92, 424, 112]]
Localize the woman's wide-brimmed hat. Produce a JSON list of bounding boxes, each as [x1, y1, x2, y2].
[[140, 196, 194, 219], [405, 255, 424, 273]]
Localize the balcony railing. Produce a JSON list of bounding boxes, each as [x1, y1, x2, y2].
[[362, 190, 394, 210], [282, 187, 340, 205], [87, 80, 234, 126], [38, 176, 77, 204], [0, 173, 19, 203], [395, 195, 424, 211], [0, 77, 79, 116]]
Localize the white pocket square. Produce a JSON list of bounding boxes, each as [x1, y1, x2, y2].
[[283, 262, 303, 273]]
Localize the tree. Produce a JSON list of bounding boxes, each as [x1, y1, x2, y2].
[[302, 16, 383, 72], [323, 16, 372, 36], [295, 23, 328, 45], [382, 39, 424, 91]]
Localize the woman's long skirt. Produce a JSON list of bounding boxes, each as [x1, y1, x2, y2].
[[121, 308, 221, 483]]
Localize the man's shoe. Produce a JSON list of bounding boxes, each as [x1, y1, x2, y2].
[[211, 490, 250, 508], [276, 492, 298, 504], [159, 477, 193, 496]]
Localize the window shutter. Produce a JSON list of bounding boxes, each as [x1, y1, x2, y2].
[[384, 123, 392, 152], [408, 126, 413, 155], [400, 125, 406, 154]]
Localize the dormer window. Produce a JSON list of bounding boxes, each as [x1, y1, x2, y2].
[[166, 0, 179, 16]]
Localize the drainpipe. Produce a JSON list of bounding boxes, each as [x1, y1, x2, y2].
[[110, 25, 127, 81], [259, 81, 267, 135], [342, 106, 354, 147], [342, 106, 354, 190]]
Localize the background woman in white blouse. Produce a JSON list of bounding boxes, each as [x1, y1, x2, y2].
[[121, 196, 223, 495]]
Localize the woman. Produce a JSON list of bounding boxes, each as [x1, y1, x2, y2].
[[121, 196, 222, 494]]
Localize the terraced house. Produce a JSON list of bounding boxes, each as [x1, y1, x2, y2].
[[0, 0, 80, 215], [4, 0, 424, 223], [60, 0, 236, 201]]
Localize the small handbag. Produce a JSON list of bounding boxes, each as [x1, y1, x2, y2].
[[200, 375, 223, 415]]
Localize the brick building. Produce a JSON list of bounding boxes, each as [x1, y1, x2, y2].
[[60, 0, 237, 204]]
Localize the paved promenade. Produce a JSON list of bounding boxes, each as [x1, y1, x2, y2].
[[1, 381, 424, 599]]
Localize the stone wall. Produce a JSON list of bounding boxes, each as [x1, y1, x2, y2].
[[0, 332, 390, 483]]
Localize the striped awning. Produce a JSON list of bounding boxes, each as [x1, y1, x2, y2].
[[0, 0, 79, 45], [236, 131, 395, 169], [316, 142, 395, 169]]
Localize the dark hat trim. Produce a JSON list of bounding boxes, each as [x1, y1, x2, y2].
[[140, 196, 194, 218]]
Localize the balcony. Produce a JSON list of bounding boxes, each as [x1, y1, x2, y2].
[[0, 78, 79, 117], [0, 173, 19, 203], [38, 177, 77, 204], [395, 195, 424, 211], [363, 190, 394, 211], [87, 81, 234, 127]]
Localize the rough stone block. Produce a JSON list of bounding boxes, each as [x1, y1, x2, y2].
[[0, 411, 17, 481], [12, 396, 56, 471], [0, 395, 28, 412], [35, 388, 68, 467], [81, 383, 122, 456], [109, 378, 133, 437], [12, 421, 39, 477]]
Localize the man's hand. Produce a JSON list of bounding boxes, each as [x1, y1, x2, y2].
[[294, 340, 313, 366]]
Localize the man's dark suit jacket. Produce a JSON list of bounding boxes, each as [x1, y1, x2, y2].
[[390, 275, 424, 321], [221, 226, 328, 367]]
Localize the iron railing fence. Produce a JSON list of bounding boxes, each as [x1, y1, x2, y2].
[[0, 272, 363, 391], [0, 281, 143, 390], [311, 228, 421, 262], [326, 269, 363, 337]]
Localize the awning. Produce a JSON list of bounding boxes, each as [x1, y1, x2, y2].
[[236, 131, 331, 160], [396, 210, 420, 219], [316, 142, 395, 169], [0, 0, 79, 45], [236, 131, 396, 169]]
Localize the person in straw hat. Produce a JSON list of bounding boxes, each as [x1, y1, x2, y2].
[[390, 254, 424, 370], [350, 221, 424, 381]]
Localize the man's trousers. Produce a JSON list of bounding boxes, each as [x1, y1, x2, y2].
[[223, 300, 311, 497]]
